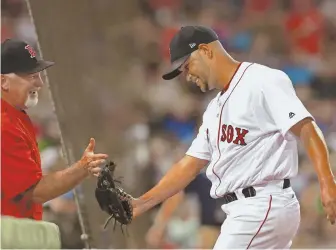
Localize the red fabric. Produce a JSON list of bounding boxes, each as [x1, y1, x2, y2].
[[1, 99, 43, 220], [1, 24, 13, 42], [244, 0, 273, 12], [285, 9, 324, 55], [160, 27, 179, 61]]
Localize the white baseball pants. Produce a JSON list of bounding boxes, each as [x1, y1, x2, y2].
[[213, 180, 301, 249]]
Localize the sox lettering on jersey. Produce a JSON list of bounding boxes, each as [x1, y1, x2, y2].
[[220, 124, 249, 146]]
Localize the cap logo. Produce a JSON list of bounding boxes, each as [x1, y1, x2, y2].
[[25, 45, 36, 58], [189, 43, 196, 48]]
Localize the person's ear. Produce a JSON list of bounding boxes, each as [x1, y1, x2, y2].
[[1, 74, 10, 91], [198, 44, 213, 59]]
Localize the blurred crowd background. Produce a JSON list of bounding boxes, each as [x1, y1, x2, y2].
[[2, 0, 336, 248]]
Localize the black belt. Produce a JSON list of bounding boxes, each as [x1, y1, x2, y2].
[[221, 179, 291, 205]]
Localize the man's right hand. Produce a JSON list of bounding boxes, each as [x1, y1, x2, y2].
[[80, 138, 108, 176]]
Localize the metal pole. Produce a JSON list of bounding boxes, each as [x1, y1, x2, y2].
[[25, 0, 92, 248]]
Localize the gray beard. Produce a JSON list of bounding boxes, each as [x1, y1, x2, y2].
[[24, 95, 38, 108]]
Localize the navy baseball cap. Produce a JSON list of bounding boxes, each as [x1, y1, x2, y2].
[[162, 26, 218, 80], [1, 39, 54, 74]]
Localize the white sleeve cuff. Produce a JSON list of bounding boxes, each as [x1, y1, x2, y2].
[[185, 151, 211, 161], [280, 113, 315, 136]]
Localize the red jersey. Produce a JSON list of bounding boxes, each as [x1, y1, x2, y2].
[[1, 99, 43, 220], [285, 9, 324, 55]]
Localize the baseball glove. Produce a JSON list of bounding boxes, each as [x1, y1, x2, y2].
[[95, 161, 133, 233]]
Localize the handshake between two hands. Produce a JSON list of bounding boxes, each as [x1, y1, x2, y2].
[[77, 138, 136, 232]]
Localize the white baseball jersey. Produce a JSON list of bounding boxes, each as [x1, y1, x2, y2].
[[186, 62, 314, 198]]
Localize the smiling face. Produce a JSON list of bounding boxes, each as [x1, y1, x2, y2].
[[179, 43, 217, 93], [1, 72, 44, 109]]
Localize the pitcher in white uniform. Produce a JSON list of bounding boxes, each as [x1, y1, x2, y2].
[[131, 26, 336, 249]]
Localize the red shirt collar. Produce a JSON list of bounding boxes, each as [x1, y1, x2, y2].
[[1, 98, 28, 118]]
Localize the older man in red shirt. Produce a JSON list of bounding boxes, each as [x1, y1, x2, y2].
[[1, 39, 108, 220]]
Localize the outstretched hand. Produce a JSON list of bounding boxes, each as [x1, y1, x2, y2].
[[80, 138, 108, 176]]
